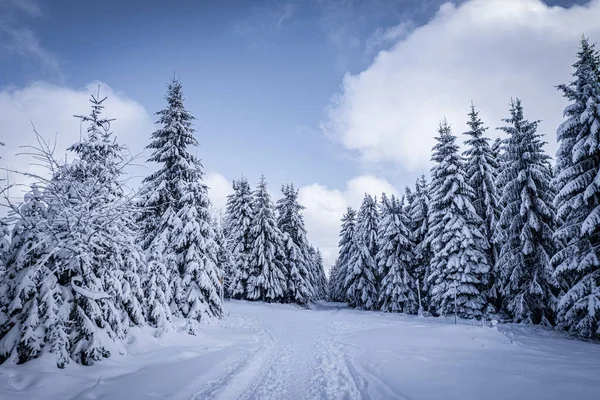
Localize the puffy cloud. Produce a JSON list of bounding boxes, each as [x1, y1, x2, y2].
[[205, 171, 233, 212], [299, 175, 398, 272], [322, 0, 600, 170]]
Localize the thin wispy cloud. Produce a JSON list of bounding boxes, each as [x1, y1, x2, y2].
[[233, 1, 296, 49], [5, 0, 43, 17], [315, 0, 468, 71], [0, 0, 61, 79]]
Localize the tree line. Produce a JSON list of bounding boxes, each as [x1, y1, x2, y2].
[[329, 37, 600, 341], [0, 79, 326, 369]]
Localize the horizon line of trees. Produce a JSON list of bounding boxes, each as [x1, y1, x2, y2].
[[329, 36, 600, 341]]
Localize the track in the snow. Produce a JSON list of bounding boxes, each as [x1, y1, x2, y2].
[[192, 303, 376, 400]]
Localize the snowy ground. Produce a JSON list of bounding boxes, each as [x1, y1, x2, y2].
[[1, 301, 600, 400]]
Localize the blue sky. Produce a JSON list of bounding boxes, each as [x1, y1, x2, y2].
[[0, 0, 587, 186], [0, 0, 596, 267]]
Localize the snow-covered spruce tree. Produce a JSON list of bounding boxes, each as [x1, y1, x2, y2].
[[138, 78, 222, 328], [61, 95, 147, 362], [246, 176, 287, 302], [462, 104, 500, 309], [377, 195, 417, 313], [307, 246, 328, 300], [224, 177, 255, 299], [1, 94, 146, 367], [345, 194, 379, 310], [407, 175, 431, 312], [427, 120, 491, 319], [463, 104, 499, 264], [552, 37, 600, 338], [495, 99, 556, 326], [276, 183, 313, 304], [172, 175, 222, 329], [214, 215, 233, 300], [145, 227, 173, 333], [330, 207, 357, 302], [328, 258, 341, 299], [377, 192, 391, 280], [0, 186, 65, 366]]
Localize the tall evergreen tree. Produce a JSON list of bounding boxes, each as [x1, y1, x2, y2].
[[553, 37, 600, 338], [463, 104, 499, 262], [495, 99, 556, 325], [276, 184, 313, 304], [172, 167, 222, 328], [377, 195, 417, 313], [330, 208, 357, 302], [328, 258, 341, 300], [138, 78, 222, 326], [407, 175, 431, 313], [307, 246, 328, 300], [214, 216, 233, 300], [224, 178, 255, 299], [427, 120, 490, 319], [462, 104, 500, 309], [345, 194, 379, 310], [246, 176, 287, 302]]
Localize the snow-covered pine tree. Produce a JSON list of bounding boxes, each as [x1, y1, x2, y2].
[[246, 176, 287, 302], [60, 94, 146, 362], [407, 175, 431, 312], [495, 99, 556, 326], [172, 171, 222, 327], [463, 104, 499, 263], [308, 246, 328, 300], [427, 119, 490, 319], [491, 136, 505, 209], [224, 177, 255, 299], [462, 104, 500, 310], [276, 184, 313, 304], [1, 93, 147, 367], [377, 192, 391, 280], [0, 186, 59, 366], [377, 195, 417, 313], [553, 37, 600, 338], [330, 207, 357, 302], [138, 78, 222, 327], [345, 194, 379, 310], [214, 214, 233, 300], [145, 227, 173, 334], [404, 186, 414, 214], [328, 258, 341, 299]]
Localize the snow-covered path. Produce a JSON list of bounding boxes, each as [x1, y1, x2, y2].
[[193, 302, 372, 400], [1, 301, 600, 400]]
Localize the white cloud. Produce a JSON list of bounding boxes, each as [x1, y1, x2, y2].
[[322, 0, 600, 170], [299, 175, 398, 272], [206, 171, 233, 212], [0, 0, 59, 77], [0, 81, 154, 200]]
